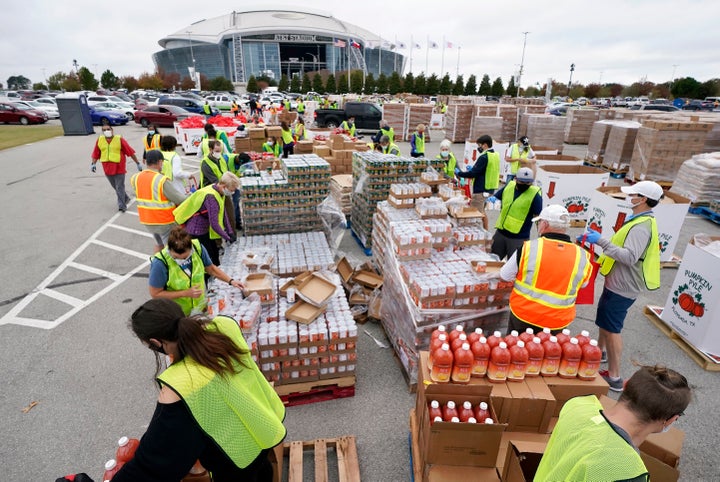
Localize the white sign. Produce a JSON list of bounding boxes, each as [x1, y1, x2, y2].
[[535, 166, 610, 221]]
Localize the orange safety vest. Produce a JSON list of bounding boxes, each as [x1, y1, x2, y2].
[[131, 170, 176, 225], [143, 133, 161, 152], [509, 236, 593, 330]]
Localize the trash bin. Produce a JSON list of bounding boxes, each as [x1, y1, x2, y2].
[[56, 93, 94, 135]]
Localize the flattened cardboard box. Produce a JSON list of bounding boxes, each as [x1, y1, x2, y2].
[[501, 440, 546, 482], [295, 273, 337, 307]]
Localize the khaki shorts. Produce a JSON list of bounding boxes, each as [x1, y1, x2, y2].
[[470, 193, 486, 213]]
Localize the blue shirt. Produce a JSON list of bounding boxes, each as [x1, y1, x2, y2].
[[149, 245, 213, 288]]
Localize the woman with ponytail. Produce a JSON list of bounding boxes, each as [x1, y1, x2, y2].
[[112, 299, 286, 482]]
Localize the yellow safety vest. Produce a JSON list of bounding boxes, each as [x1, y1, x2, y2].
[[152, 239, 206, 315], [262, 142, 281, 157], [199, 155, 228, 188], [383, 143, 401, 156], [130, 170, 176, 225], [598, 214, 660, 290], [157, 316, 286, 468], [436, 153, 457, 178], [535, 396, 648, 481], [412, 131, 425, 154], [161, 151, 176, 181], [97, 135, 122, 163], [203, 104, 212, 115], [297, 101, 305, 113], [495, 182, 540, 234], [508, 143, 530, 175], [510, 237, 592, 330], [200, 131, 230, 156], [485, 151, 500, 190], [341, 120, 356, 136], [143, 133, 161, 152], [174, 185, 226, 240], [380, 126, 394, 143], [281, 128, 294, 145]]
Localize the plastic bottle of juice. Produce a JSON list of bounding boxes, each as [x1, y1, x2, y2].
[[116, 436, 140, 464], [508, 340, 529, 382], [451, 342, 473, 384], [431, 325, 447, 341], [448, 325, 465, 343], [504, 330, 519, 348], [485, 418, 494, 424], [430, 343, 454, 383], [458, 401, 475, 422], [467, 417, 477, 424], [467, 327, 483, 345], [432, 416, 443, 424], [519, 327, 535, 345], [451, 332, 469, 352], [428, 400, 443, 422], [576, 330, 591, 347], [540, 336, 562, 377], [537, 327, 552, 343], [474, 401, 490, 422], [442, 401, 459, 421], [556, 328, 571, 347], [471, 337, 490, 377], [103, 459, 122, 481], [450, 417, 460, 423], [427, 333, 448, 370], [486, 331, 503, 349], [525, 337, 545, 377], [183, 461, 211, 481], [559, 338, 582, 378], [487, 342, 510, 383], [578, 339, 603, 381]]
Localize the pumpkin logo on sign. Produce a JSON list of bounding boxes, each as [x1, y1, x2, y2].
[[563, 196, 590, 215], [673, 285, 705, 318]]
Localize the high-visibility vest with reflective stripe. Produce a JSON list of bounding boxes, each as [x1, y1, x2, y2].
[[380, 126, 394, 143], [508, 143, 530, 174], [157, 316, 286, 468], [535, 396, 648, 481], [510, 237, 593, 330], [199, 155, 228, 188], [161, 151, 176, 181], [383, 143, 401, 156], [297, 101, 305, 113], [97, 135, 122, 163], [340, 120, 356, 136], [130, 170, 176, 225], [412, 132, 425, 154], [281, 128, 294, 145], [173, 185, 226, 240], [294, 124, 307, 141], [262, 142, 281, 157], [598, 214, 660, 290], [485, 150, 500, 190], [495, 182, 540, 234], [200, 131, 230, 156], [436, 153, 457, 178], [203, 104, 212, 115], [153, 239, 207, 315], [143, 133, 161, 152]]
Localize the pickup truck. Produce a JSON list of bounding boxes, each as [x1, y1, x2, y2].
[[313, 101, 382, 131]]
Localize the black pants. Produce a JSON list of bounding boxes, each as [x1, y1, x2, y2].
[[491, 230, 527, 261], [410, 152, 424, 158], [283, 143, 294, 158], [195, 232, 220, 266], [506, 311, 564, 337]]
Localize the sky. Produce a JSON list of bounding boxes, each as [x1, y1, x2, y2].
[[2, 0, 718, 91]]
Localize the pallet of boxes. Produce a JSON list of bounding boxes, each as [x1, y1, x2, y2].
[[409, 327, 687, 481], [312, 133, 370, 175]]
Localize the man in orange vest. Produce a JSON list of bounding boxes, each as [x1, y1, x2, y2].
[[500, 204, 593, 335], [131, 150, 188, 252]]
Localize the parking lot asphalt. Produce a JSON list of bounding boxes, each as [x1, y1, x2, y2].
[[0, 121, 718, 481]]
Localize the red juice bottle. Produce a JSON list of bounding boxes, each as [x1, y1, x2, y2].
[[430, 343, 453, 383], [442, 400, 459, 421], [525, 336, 545, 377], [103, 459, 123, 481], [578, 339, 602, 381], [508, 340, 529, 382], [458, 401, 475, 422], [451, 342, 473, 384], [116, 436, 140, 464], [519, 327, 535, 344], [471, 337, 490, 377], [427, 333, 448, 370], [451, 332, 469, 352], [431, 325, 447, 342], [474, 401, 490, 422], [537, 327, 552, 343], [559, 338, 582, 378], [556, 328, 571, 347], [428, 400, 443, 422], [487, 341, 510, 383], [467, 327, 483, 345], [448, 325, 465, 343], [576, 330, 591, 347], [487, 331, 503, 349], [504, 330, 519, 347], [541, 336, 562, 377]]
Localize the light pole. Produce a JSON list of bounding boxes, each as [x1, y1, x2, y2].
[[187, 30, 199, 90], [568, 63, 575, 97], [516, 31, 529, 98], [305, 53, 318, 73]]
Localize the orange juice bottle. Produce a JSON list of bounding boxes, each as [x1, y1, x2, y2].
[[431, 325, 447, 341], [487, 342, 510, 383], [428, 400, 443, 422], [442, 400, 458, 421], [451, 332, 468, 352], [578, 339, 602, 381], [116, 436, 140, 464], [448, 325, 465, 343], [471, 337, 490, 377], [103, 459, 122, 481], [525, 336, 545, 377], [430, 343, 453, 383], [451, 342, 473, 384], [508, 340, 529, 382], [467, 327, 483, 345], [537, 327, 552, 343], [559, 338, 582, 379], [518, 327, 535, 345], [427, 333, 448, 370], [540, 336, 561, 377], [458, 401, 475, 422]]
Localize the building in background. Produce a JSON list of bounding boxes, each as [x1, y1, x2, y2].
[[153, 7, 405, 85]]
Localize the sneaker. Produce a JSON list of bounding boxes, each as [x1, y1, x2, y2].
[[599, 369, 624, 392], [600, 351, 607, 363]]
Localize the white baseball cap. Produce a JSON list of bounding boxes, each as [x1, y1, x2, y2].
[[532, 204, 570, 224], [515, 167, 535, 183], [620, 181, 664, 201]]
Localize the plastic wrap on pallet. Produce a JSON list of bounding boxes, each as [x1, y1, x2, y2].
[[669, 153, 720, 204], [602, 121, 641, 171]]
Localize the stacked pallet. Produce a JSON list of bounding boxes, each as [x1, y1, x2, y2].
[[470, 116, 504, 142], [524, 114, 567, 151], [629, 119, 713, 183], [498, 104, 520, 142], [381, 103, 408, 143], [311, 134, 370, 175], [406, 104, 434, 141], [601, 121, 641, 172], [444, 104, 474, 142], [670, 152, 720, 204], [586, 120, 615, 164], [564, 109, 601, 144], [330, 174, 353, 216]]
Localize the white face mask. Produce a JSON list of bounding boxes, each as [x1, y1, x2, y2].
[[103, 130, 113, 137], [223, 188, 234, 196], [440, 151, 449, 158], [267, 141, 274, 146]]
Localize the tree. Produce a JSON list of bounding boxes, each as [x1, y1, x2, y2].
[[607, 83, 624, 98], [47, 72, 67, 90], [403, 72, 415, 93], [364, 73, 375, 94], [414, 72, 427, 95], [278, 74, 289, 92], [524, 86, 542, 97], [478, 74, 492, 96], [246, 75, 259, 93], [100, 70, 120, 89], [699, 79, 718, 99], [426, 74, 440, 95], [651, 84, 671, 100], [506, 76, 516, 96], [325, 74, 337, 94], [7, 75, 30, 90], [32, 82, 48, 90], [257, 74, 276, 87], [337, 73, 348, 93], [465, 75, 478, 96], [290, 74, 301, 93], [180, 76, 195, 90], [137, 72, 164, 90], [490, 77, 504, 96], [313, 73, 324, 93], [209, 76, 234, 91], [569, 85, 585, 99], [376, 73, 388, 94], [301, 73, 311, 93], [671, 77, 701, 99], [438, 74, 452, 95], [199, 74, 210, 90], [161, 71, 180, 90], [452, 75, 464, 95], [77, 67, 99, 91], [350, 71, 363, 94], [120, 76, 139, 91], [61, 73, 81, 92], [388, 72, 402, 95], [583, 83, 601, 98]]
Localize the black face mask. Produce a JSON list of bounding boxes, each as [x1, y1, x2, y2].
[[516, 183, 531, 193]]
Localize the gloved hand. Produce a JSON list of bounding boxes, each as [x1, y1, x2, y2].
[[487, 196, 498, 203], [90, 163, 96, 173], [136, 162, 143, 172], [578, 228, 601, 244], [454, 167, 461, 176]]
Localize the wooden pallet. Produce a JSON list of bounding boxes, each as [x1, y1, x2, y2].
[[409, 409, 423, 482], [660, 253, 682, 269], [272, 436, 361, 482], [643, 306, 720, 372], [275, 376, 356, 406], [688, 206, 720, 225], [569, 219, 587, 228]]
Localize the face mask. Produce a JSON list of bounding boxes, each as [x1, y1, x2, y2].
[[440, 151, 449, 158], [516, 183, 531, 193], [477, 147, 484, 153], [103, 130, 113, 137], [223, 188, 234, 196], [213, 151, 222, 158], [147, 130, 155, 135], [267, 141, 274, 146]]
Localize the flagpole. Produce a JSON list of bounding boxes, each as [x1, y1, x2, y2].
[[410, 35, 414, 73], [441, 35, 445, 76], [425, 35, 429, 74], [347, 39, 351, 92], [394, 35, 397, 73], [378, 37, 382, 78], [456, 45, 461, 78]]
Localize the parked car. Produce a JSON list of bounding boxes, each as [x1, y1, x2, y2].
[[630, 104, 680, 112], [35, 97, 57, 107], [205, 94, 237, 111], [313, 101, 382, 130], [86, 95, 135, 111], [0, 101, 48, 124], [157, 96, 220, 115], [611, 98, 628, 107], [91, 101, 135, 120], [88, 106, 128, 126], [134, 105, 194, 127], [11, 100, 60, 119]]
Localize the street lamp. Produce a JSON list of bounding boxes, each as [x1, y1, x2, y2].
[[516, 32, 529, 98], [305, 53, 318, 72], [187, 30, 200, 90], [568, 63, 575, 97]]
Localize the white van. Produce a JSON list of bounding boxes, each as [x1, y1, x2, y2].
[[262, 87, 279, 95]]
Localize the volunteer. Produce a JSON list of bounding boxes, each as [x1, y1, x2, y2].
[[199, 140, 228, 188], [489, 167, 542, 259], [131, 150, 187, 252], [90, 125, 141, 212], [280, 121, 294, 158], [262, 137, 281, 157], [141, 123, 161, 162], [197, 123, 231, 158], [500, 205, 592, 335], [535, 364, 690, 481], [340, 116, 356, 137], [373, 119, 395, 144], [294, 117, 307, 141], [160, 135, 194, 194], [230, 100, 239, 118], [173, 171, 239, 266], [505, 135, 536, 180], [436, 140, 457, 178], [378, 135, 401, 156], [112, 298, 285, 481], [580, 181, 662, 392], [455, 135, 501, 230], [296, 98, 305, 118], [202, 99, 212, 118], [409, 123, 426, 158], [147, 226, 242, 315]]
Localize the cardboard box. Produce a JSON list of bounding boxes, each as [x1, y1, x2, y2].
[[541, 375, 608, 417], [352, 270, 383, 290], [235, 137, 252, 153], [295, 273, 337, 307], [506, 377, 556, 433], [495, 431, 551, 474], [425, 465, 501, 482], [534, 154, 584, 168], [535, 165, 610, 221], [328, 135, 345, 150], [285, 300, 326, 324], [584, 186, 691, 262], [265, 126, 282, 138], [501, 440, 547, 482], [313, 145, 331, 157], [243, 273, 273, 298], [247, 127, 266, 139]]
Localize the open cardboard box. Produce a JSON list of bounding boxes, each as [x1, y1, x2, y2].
[[285, 300, 326, 324], [336, 257, 354, 286], [352, 270, 383, 290], [501, 440, 547, 482], [495, 432, 551, 475], [243, 273, 273, 298], [295, 273, 337, 307]]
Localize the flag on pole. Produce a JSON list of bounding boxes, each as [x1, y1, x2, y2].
[[414, 42, 422, 49], [333, 38, 346, 48], [397, 41, 407, 49], [429, 40, 439, 49], [366, 40, 375, 48], [446, 41, 453, 48], [350, 39, 361, 49]]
